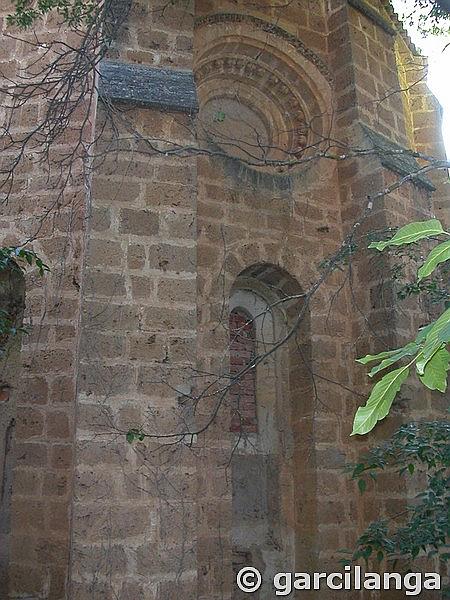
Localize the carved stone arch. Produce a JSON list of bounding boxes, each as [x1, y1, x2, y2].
[[194, 13, 333, 85], [229, 263, 317, 598], [193, 12, 333, 172]]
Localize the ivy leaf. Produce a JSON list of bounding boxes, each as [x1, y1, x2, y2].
[[352, 367, 410, 436], [358, 479, 367, 494], [418, 239, 450, 281], [419, 347, 450, 393], [368, 342, 419, 378], [126, 428, 145, 443], [215, 111, 226, 122], [352, 463, 367, 477], [369, 219, 445, 251]]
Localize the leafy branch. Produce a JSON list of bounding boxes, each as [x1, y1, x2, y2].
[[399, 0, 450, 35], [7, 0, 99, 28], [345, 421, 449, 583], [0, 246, 49, 353], [353, 220, 450, 435], [0, 246, 49, 276]]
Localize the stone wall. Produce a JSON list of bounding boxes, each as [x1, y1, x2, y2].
[[0, 0, 448, 599], [0, 0, 91, 595]]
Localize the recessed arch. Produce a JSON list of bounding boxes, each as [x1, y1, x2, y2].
[[229, 263, 317, 598], [194, 13, 333, 172]]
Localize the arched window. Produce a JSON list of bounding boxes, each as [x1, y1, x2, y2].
[[229, 309, 257, 434], [229, 265, 317, 598]]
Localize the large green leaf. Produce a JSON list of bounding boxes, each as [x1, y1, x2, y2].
[[418, 239, 450, 281], [368, 343, 419, 378], [369, 219, 445, 251], [438, 322, 450, 343], [419, 348, 450, 393], [356, 349, 404, 365], [416, 308, 450, 375], [415, 323, 434, 343], [352, 367, 410, 436]]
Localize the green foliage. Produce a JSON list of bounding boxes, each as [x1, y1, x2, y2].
[[214, 111, 226, 122], [0, 246, 49, 276], [346, 421, 449, 574], [352, 366, 411, 436], [126, 428, 145, 444], [0, 246, 49, 352], [357, 341, 419, 378], [319, 241, 358, 272], [379, 233, 450, 306], [410, 0, 450, 35], [351, 221, 450, 583], [418, 240, 450, 282], [419, 347, 450, 392], [416, 307, 450, 374], [322, 226, 450, 307], [7, 0, 98, 28], [397, 277, 450, 306], [0, 309, 28, 353], [353, 219, 450, 435], [368, 219, 445, 252]]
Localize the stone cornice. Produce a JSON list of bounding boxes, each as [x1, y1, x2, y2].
[[347, 0, 397, 36], [99, 60, 198, 113], [361, 124, 436, 191]]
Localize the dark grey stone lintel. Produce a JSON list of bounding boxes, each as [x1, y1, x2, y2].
[[347, 0, 397, 36], [99, 60, 198, 113]]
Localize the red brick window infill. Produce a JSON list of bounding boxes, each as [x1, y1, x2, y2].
[[229, 309, 257, 433]]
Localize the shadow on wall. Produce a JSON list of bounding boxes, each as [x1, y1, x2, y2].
[[0, 266, 25, 595]]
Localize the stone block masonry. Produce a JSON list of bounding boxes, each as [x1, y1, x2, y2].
[[0, 0, 448, 598]]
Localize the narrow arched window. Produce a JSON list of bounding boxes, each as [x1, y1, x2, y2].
[[229, 289, 281, 599], [229, 265, 316, 598], [229, 309, 257, 434]]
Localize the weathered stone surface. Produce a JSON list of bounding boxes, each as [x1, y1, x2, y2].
[[99, 60, 198, 113], [347, 0, 396, 35], [1, 0, 448, 598], [361, 124, 436, 191]]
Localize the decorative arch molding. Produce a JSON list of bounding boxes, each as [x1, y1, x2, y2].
[[194, 13, 332, 84], [233, 264, 307, 325], [195, 52, 310, 157], [194, 13, 333, 171]]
